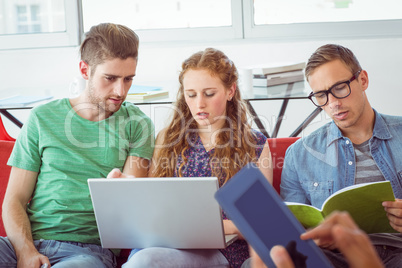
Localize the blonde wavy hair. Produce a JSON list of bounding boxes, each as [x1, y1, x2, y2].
[[151, 48, 260, 186]]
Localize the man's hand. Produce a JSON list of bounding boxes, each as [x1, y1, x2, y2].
[[107, 168, 134, 179], [249, 212, 384, 268], [383, 198, 402, 233], [270, 246, 294, 268], [301, 211, 384, 268], [249, 245, 294, 268], [249, 246, 268, 268], [17, 249, 50, 268]]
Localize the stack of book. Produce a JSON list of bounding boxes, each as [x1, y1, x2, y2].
[[125, 85, 169, 101], [252, 62, 306, 93]]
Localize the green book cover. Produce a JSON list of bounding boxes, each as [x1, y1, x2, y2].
[[285, 181, 396, 234]]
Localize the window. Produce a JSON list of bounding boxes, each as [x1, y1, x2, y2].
[[1, 0, 401, 50], [16, 5, 42, 33], [83, 0, 232, 30], [0, 0, 80, 50], [81, 0, 243, 42], [245, 0, 402, 39], [253, 0, 402, 25], [81, 0, 402, 43]]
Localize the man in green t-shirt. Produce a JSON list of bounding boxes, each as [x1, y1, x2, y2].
[[0, 23, 154, 268]]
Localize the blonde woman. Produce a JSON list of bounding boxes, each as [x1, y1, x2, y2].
[[121, 48, 273, 268]]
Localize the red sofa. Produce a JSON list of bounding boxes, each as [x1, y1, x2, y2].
[[0, 140, 14, 237], [0, 137, 299, 266], [0, 116, 16, 142], [267, 137, 300, 194]]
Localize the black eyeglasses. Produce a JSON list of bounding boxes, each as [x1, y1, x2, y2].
[[308, 70, 362, 107]]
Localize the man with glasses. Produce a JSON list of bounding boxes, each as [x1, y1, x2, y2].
[[308, 70, 361, 108], [280, 44, 402, 267]]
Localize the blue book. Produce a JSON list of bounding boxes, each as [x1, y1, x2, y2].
[[215, 163, 333, 268], [0, 95, 53, 108]]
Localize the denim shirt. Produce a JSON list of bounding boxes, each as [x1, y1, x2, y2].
[[280, 109, 402, 209]]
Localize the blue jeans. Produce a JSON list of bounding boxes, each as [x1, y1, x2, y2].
[[0, 237, 116, 268], [122, 247, 229, 268], [323, 245, 402, 268]]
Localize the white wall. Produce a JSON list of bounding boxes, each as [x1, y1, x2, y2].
[[1, 36, 401, 139]]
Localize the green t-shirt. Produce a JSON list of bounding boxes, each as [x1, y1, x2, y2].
[[8, 99, 154, 244]]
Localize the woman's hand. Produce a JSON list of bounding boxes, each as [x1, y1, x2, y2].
[[223, 219, 244, 239]]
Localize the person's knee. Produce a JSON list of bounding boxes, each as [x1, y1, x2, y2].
[[124, 248, 165, 268], [0, 237, 17, 264], [52, 254, 106, 268], [123, 248, 230, 268]]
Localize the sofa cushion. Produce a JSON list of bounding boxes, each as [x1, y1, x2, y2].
[[267, 137, 300, 194], [0, 116, 15, 141], [0, 140, 15, 236]]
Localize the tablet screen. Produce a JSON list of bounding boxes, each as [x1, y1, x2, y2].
[[233, 179, 332, 267]]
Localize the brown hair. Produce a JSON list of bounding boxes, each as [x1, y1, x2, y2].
[[79, 23, 139, 74], [305, 44, 362, 80], [151, 48, 260, 186]]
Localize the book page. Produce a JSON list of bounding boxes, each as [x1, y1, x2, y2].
[[285, 202, 324, 229]]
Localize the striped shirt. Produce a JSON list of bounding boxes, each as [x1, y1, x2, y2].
[[353, 139, 385, 184]]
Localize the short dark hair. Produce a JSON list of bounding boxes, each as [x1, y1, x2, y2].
[[305, 44, 362, 81], [79, 23, 139, 73]]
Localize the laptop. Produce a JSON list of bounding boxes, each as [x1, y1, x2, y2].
[[88, 177, 238, 249]]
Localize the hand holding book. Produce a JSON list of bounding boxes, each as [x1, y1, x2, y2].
[[286, 181, 396, 234], [382, 198, 402, 233]]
